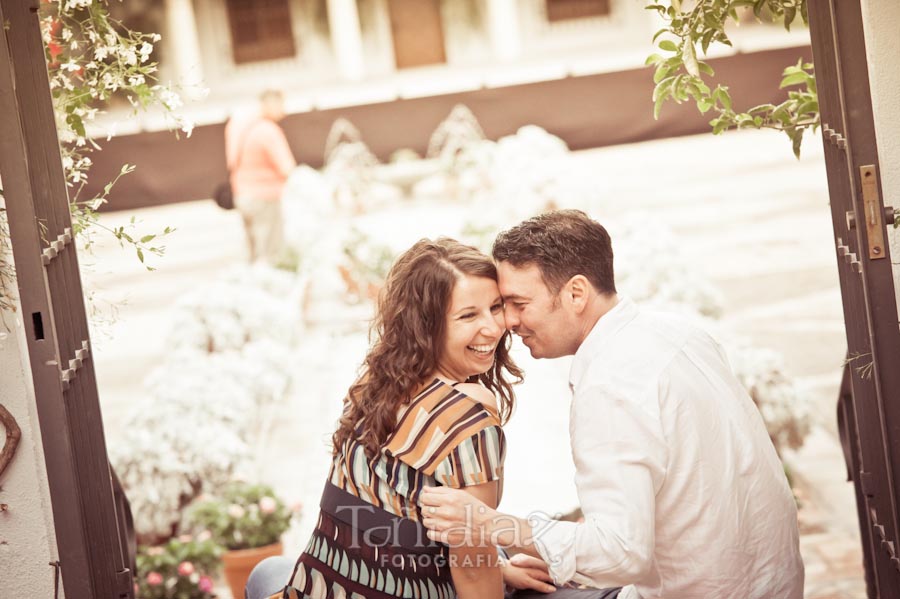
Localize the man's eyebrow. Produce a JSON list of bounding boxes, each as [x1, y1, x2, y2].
[[502, 294, 528, 301]]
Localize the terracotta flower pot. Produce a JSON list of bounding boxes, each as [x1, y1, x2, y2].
[[222, 541, 283, 599]]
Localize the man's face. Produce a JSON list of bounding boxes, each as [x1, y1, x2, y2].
[[497, 261, 577, 359]]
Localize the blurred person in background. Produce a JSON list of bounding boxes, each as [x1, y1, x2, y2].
[[225, 89, 296, 263]]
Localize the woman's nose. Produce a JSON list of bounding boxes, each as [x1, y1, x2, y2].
[[482, 314, 504, 336]]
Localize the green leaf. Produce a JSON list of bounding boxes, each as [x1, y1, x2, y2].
[[653, 64, 671, 83], [659, 40, 678, 52], [753, 0, 766, 18], [714, 86, 733, 112], [783, 5, 797, 29], [780, 72, 808, 88], [791, 130, 803, 158], [747, 103, 776, 114], [652, 28, 668, 43], [654, 93, 668, 120], [682, 39, 700, 77], [140, 234, 155, 243], [698, 61, 715, 77], [136, 248, 144, 262], [645, 53, 664, 66], [652, 76, 676, 102], [710, 117, 729, 135], [698, 98, 713, 113]]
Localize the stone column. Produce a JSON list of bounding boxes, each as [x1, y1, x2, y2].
[[487, 0, 521, 61], [327, 0, 365, 80], [164, 0, 205, 93]]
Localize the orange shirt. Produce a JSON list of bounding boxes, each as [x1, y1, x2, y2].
[[225, 116, 296, 201]]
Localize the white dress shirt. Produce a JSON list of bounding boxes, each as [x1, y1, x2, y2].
[[532, 297, 803, 599]]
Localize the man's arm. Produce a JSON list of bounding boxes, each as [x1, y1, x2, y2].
[[422, 386, 667, 588]]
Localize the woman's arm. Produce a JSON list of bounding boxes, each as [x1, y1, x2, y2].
[[448, 480, 504, 599]]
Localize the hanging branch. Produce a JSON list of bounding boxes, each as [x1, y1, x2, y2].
[[0, 403, 22, 483]]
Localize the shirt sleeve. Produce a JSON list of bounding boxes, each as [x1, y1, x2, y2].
[[432, 424, 505, 488], [532, 386, 667, 588], [263, 123, 296, 178]]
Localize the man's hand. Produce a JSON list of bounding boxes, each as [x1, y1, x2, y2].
[[420, 486, 494, 546], [502, 554, 557, 594]]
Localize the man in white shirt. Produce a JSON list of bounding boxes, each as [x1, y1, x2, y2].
[[421, 210, 804, 598]]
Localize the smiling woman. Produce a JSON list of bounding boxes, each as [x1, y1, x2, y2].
[[246, 238, 523, 599]]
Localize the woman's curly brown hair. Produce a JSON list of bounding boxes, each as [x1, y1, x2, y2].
[[332, 238, 523, 458]]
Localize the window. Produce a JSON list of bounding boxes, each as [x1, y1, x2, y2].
[[225, 0, 297, 64], [545, 0, 611, 22]]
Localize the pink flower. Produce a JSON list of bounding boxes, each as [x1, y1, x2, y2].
[[198, 576, 214, 593], [227, 504, 245, 519], [258, 496, 277, 514], [146, 572, 163, 586], [177, 561, 195, 576], [197, 530, 213, 542], [290, 501, 303, 514], [177, 534, 193, 543], [146, 546, 164, 556]]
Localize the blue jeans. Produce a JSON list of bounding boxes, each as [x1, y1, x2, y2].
[[244, 555, 295, 599]]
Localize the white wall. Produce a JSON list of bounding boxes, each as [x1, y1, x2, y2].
[[860, 0, 900, 313], [0, 260, 61, 597]]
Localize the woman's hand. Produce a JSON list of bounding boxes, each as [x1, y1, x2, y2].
[[502, 554, 557, 594]]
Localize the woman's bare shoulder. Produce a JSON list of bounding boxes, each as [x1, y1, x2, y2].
[[453, 383, 498, 412]]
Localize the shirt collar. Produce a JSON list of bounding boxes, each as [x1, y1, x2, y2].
[[568, 296, 639, 390]]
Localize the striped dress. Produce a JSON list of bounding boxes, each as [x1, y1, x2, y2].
[[281, 378, 505, 599]]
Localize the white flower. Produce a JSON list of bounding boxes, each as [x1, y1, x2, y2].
[[120, 47, 138, 66], [60, 60, 80, 72], [93, 46, 109, 61], [139, 42, 153, 59], [227, 504, 245, 519], [128, 74, 145, 87]]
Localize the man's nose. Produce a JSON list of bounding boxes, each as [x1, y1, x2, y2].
[[503, 306, 520, 330]]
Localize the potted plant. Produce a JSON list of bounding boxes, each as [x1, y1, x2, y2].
[[136, 534, 222, 599], [187, 482, 298, 599]]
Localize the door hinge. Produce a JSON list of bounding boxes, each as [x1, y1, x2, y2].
[[41, 227, 73, 265], [60, 340, 90, 391]]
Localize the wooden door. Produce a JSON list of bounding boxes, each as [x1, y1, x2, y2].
[[0, 1, 134, 597], [387, 0, 446, 69], [808, 0, 900, 595]]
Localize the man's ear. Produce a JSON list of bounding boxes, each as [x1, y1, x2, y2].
[[565, 275, 592, 313]]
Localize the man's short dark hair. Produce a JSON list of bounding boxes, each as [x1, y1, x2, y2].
[[492, 209, 616, 296]]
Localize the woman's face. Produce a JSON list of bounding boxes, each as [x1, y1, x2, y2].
[[436, 274, 506, 383]]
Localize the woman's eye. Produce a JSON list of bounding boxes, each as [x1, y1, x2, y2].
[[460, 313, 476, 320], [491, 303, 503, 313]]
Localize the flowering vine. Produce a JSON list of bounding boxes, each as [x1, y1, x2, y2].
[[1, 0, 191, 311]]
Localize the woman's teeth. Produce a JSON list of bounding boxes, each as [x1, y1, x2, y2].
[[468, 344, 494, 354]]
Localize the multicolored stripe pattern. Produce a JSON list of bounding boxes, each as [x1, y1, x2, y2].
[[285, 511, 456, 599], [328, 378, 505, 522], [276, 380, 505, 598]]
